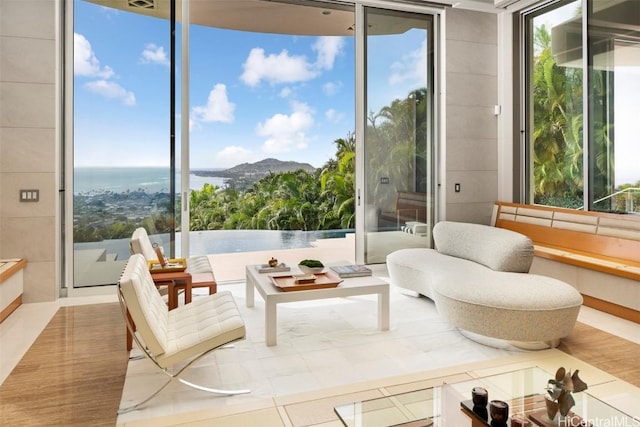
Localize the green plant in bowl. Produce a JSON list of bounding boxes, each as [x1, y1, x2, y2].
[[298, 259, 324, 274]]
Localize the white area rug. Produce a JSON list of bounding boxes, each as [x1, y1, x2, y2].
[[117, 280, 527, 424]]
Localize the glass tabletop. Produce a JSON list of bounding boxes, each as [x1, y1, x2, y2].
[[334, 367, 636, 427], [335, 387, 439, 427]]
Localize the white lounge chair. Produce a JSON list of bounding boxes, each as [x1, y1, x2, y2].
[[129, 227, 218, 297], [117, 253, 249, 413], [129, 227, 214, 274]]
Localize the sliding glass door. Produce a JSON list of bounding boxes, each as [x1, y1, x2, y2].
[[71, 0, 174, 287], [358, 7, 436, 264], [185, 1, 356, 260], [67, 0, 440, 290]]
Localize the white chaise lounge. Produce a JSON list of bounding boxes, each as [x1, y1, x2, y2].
[[386, 221, 583, 347]]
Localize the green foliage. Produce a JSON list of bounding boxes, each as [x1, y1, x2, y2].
[[187, 86, 434, 233], [531, 24, 615, 207], [73, 191, 176, 242], [189, 134, 356, 231]]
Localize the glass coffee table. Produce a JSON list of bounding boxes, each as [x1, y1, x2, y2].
[[334, 367, 636, 426]]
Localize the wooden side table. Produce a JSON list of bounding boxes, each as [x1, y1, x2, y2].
[[151, 270, 192, 310], [179, 271, 217, 295]]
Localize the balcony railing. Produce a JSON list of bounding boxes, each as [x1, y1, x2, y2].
[[593, 187, 640, 215]]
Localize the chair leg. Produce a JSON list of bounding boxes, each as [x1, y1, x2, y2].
[[118, 377, 173, 414], [118, 375, 250, 415], [178, 378, 250, 395]]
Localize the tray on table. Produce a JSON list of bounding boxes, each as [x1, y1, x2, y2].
[[148, 258, 187, 273], [269, 271, 343, 291]]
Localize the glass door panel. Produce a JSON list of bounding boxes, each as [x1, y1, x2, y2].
[[361, 8, 435, 264], [526, 0, 583, 208], [186, 1, 356, 266], [525, 0, 639, 213], [72, 0, 172, 287], [587, 0, 640, 213]]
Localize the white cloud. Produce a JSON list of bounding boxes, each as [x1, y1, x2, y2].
[[140, 43, 169, 66], [75, 32, 138, 106], [389, 38, 427, 86], [240, 36, 344, 88], [256, 101, 314, 153], [325, 108, 345, 124], [84, 80, 136, 106], [215, 146, 255, 167], [322, 81, 342, 96], [74, 33, 114, 78], [241, 48, 318, 86], [313, 36, 344, 70], [279, 87, 293, 98], [192, 84, 235, 124]]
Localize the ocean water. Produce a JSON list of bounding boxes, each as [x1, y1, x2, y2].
[[73, 167, 225, 194]]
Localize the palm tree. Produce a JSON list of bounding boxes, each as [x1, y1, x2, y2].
[[530, 24, 613, 209], [531, 25, 584, 207]]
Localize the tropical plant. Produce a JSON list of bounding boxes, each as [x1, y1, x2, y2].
[[530, 24, 614, 209]]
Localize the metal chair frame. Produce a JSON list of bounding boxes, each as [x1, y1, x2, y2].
[[117, 284, 249, 414]]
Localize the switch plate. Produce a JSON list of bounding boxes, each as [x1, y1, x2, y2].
[[454, 183, 461, 193], [380, 177, 390, 184], [20, 189, 40, 202]]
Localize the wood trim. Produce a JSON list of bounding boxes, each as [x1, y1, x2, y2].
[[496, 201, 640, 223], [494, 202, 640, 281], [0, 258, 28, 283], [581, 294, 640, 324], [496, 217, 640, 264], [534, 248, 640, 281], [0, 295, 22, 323]]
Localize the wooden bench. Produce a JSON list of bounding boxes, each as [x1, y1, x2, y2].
[[493, 202, 640, 322], [378, 191, 427, 229], [1, 258, 27, 323]]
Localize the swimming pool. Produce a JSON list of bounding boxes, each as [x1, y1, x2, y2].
[[75, 229, 353, 261]]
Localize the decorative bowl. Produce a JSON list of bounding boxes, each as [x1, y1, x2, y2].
[[298, 264, 324, 274]]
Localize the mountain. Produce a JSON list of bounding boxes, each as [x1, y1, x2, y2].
[[193, 158, 316, 178]]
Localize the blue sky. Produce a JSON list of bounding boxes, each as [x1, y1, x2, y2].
[[73, 1, 354, 169], [73, 1, 428, 169]]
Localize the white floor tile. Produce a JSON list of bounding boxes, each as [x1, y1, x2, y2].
[[2, 275, 637, 426]]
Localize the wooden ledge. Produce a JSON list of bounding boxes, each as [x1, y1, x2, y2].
[[582, 295, 640, 324], [534, 245, 640, 281], [0, 258, 28, 283]]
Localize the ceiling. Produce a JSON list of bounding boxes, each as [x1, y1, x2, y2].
[[84, 0, 498, 36]]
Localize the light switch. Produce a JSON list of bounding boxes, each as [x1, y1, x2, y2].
[[20, 189, 40, 202]]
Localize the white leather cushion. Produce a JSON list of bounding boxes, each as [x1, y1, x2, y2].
[[130, 227, 157, 261], [187, 255, 214, 273], [433, 221, 534, 273], [119, 254, 168, 355], [160, 291, 245, 367]]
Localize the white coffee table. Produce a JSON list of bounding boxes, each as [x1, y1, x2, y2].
[[245, 264, 390, 346]]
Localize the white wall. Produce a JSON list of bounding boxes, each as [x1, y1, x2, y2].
[[0, 0, 58, 302], [443, 8, 499, 225]]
